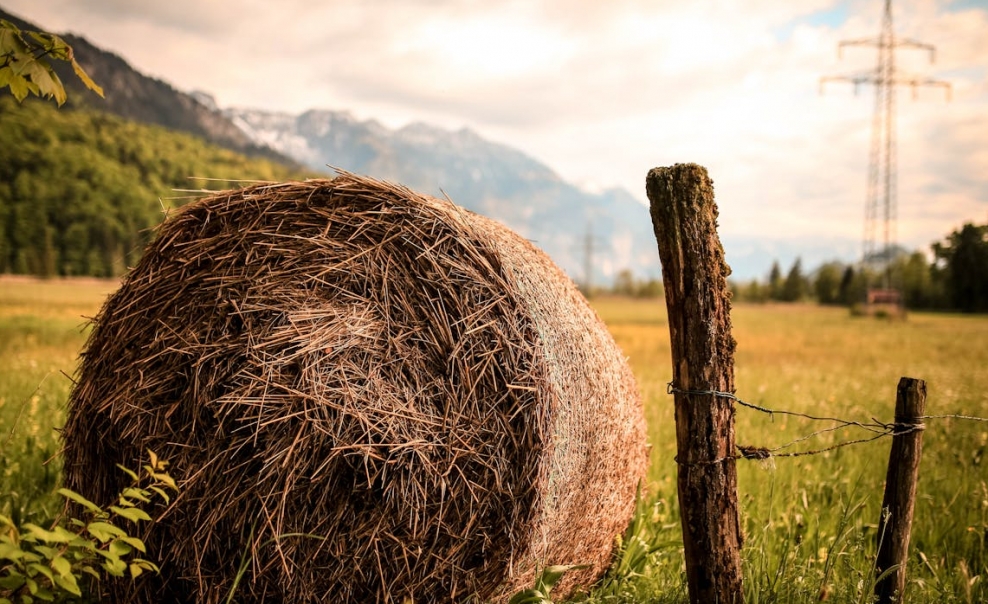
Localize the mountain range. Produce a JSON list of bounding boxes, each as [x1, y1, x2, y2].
[[222, 105, 663, 284], [3, 5, 845, 283]]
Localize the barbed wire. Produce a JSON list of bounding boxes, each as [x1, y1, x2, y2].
[[918, 414, 988, 422], [666, 383, 985, 467]]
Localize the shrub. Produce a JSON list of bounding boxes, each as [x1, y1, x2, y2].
[[0, 452, 175, 603]]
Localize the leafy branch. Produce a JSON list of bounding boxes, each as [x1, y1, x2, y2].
[[0, 451, 176, 603], [0, 19, 103, 105]]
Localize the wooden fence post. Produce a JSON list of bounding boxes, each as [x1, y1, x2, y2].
[[875, 377, 927, 603], [646, 164, 744, 604]]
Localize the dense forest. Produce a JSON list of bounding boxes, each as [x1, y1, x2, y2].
[[0, 98, 310, 277]]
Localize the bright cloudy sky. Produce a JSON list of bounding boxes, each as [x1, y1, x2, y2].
[[7, 0, 988, 261]]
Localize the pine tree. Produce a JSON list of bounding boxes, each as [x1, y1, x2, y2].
[[768, 261, 783, 301], [781, 258, 805, 302]]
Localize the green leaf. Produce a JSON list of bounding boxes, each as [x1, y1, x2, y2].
[[0, 65, 14, 88], [52, 527, 77, 545], [0, 20, 100, 101], [33, 545, 58, 560], [22, 524, 71, 545], [80, 565, 101, 581], [49, 555, 71, 578], [109, 506, 151, 523], [6, 71, 28, 101], [148, 486, 171, 504], [52, 572, 81, 597], [25, 31, 53, 47], [121, 488, 151, 504], [102, 556, 126, 577], [24, 59, 66, 105], [4, 549, 41, 564], [0, 542, 26, 561], [65, 535, 98, 553], [86, 522, 125, 543], [150, 472, 178, 491], [0, 21, 29, 57], [115, 465, 139, 482], [57, 488, 103, 514], [41, 35, 71, 61], [536, 564, 589, 592], [118, 536, 147, 553], [108, 539, 133, 558], [26, 563, 53, 583], [0, 573, 26, 592], [507, 587, 550, 604], [132, 559, 159, 573], [70, 58, 103, 97], [129, 563, 145, 578]]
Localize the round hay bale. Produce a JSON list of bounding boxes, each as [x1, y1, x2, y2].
[[62, 174, 648, 603]]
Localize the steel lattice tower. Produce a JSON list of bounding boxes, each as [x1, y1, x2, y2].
[[821, 0, 950, 290]]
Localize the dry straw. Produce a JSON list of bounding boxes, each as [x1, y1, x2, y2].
[[62, 173, 648, 603]]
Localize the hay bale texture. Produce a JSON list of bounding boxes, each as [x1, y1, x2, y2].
[[62, 173, 648, 603]]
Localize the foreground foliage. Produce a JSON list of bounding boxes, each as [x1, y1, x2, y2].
[[0, 452, 175, 603]]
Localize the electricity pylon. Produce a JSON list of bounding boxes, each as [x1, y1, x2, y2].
[[583, 223, 596, 295], [821, 0, 950, 291]]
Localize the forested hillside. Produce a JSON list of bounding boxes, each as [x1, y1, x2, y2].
[[0, 99, 310, 277]]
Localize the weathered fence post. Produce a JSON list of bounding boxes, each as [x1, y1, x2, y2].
[[875, 377, 927, 603], [646, 164, 744, 604]]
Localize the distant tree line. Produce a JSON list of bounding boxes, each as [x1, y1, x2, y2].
[[0, 98, 308, 277], [589, 269, 663, 299], [610, 269, 664, 298], [729, 221, 988, 313]]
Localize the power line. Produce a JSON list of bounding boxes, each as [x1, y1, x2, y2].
[[667, 383, 987, 465], [820, 0, 950, 291]]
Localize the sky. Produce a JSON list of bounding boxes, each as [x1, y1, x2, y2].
[[6, 0, 988, 270]]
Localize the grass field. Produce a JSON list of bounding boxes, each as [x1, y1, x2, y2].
[[0, 278, 119, 527], [1, 278, 986, 602]]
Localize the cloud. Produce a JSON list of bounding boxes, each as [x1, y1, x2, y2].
[[4, 0, 985, 256]]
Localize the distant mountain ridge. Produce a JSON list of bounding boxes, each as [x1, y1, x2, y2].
[[222, 106, 858, 283], [225, 105, 663, 283]]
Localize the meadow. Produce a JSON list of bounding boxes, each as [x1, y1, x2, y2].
[[1, 278, 986, 602]]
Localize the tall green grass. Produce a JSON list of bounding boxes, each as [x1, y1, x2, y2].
[[2, 283, 986, 602], [0, 278, 118, 526]]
